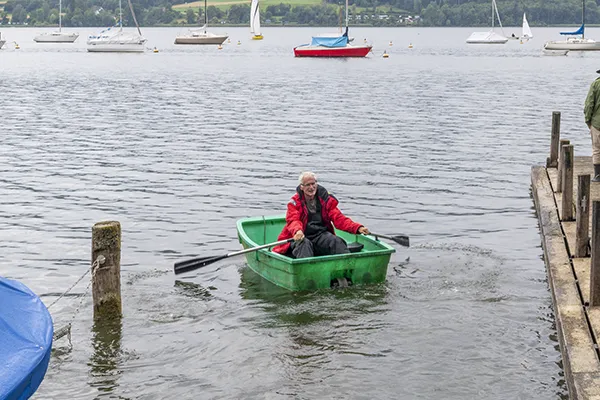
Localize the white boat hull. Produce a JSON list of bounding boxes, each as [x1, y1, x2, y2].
[[34, 32, 78, 43], [466, 31, 508, 44], [174, 35, 228, 45], [544, 38, 600, 51], [543, 49, 569, 56], [87, 42, 146, 52]]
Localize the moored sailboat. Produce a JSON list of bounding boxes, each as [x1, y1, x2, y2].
[[250, 0, 263, 40], [544, 0, 600, 51], [87, 0, 147, 52], [293, 0, 371, 57], [175, 0, 228, 45], [33, 0, 78, 43], [466, 0, 507, 44]]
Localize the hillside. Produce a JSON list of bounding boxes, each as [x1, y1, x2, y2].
[[0, 0, 592, 28]]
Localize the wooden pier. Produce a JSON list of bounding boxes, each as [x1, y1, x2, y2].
[[531, 112, 600, 399]]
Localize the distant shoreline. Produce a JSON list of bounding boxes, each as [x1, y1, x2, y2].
[[1, 24, 597, 28]]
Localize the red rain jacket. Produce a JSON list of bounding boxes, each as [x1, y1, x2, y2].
[[273, 185, 363, 254]]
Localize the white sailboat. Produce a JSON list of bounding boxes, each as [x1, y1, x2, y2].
[[544, 0, 600, 51], [250, 0, 263, 40], [174, 0, 228, 45], [87, 0, 146, 52], [33, 0, 78, 43], [522, 13, 533, 40], [466, 0, 508, 44]]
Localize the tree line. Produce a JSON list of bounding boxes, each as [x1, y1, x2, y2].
[[0, 0, 595, 27]]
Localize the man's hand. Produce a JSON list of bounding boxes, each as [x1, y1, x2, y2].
[[294, 230, 305, 242], [358, 226, 370, 235]]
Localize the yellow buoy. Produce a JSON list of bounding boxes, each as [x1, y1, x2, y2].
[[237, 40, 241, 45], [15, 43, 20, 49], [383, 50, 389, 58], [153, 47, 159, 53], [389, 41, 393, 46], [228, 38, 231, 43], [363, 38, 367, 43], [408, 43, 413, 48], [218, 44, 223, 50]]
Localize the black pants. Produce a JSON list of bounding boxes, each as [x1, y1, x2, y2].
[[290, 231, 349, 258]]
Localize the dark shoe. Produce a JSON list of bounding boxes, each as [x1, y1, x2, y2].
[[594, 164, 600, 182]]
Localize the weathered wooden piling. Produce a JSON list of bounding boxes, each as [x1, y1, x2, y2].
[[91, 221, 122, 320], [547, 111, 561, 168], [561, 144, 574, 221], [576, 175, 591, 258], [557, 139, 570, 193]]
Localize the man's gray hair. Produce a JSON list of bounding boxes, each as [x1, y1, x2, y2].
[[299, 171, 317, 185]]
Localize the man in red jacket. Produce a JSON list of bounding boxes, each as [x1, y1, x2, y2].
[[273, 171, 370, 258]]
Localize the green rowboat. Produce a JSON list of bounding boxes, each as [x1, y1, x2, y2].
[[236, 215, 396, 291]]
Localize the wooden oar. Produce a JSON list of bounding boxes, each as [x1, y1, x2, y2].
[[369, 232, 410, 247], [174, 238, 293, 275]]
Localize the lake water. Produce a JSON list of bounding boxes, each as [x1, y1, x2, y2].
[[3, 25, 600, 399]]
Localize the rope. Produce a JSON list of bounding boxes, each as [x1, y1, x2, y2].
[[51, 255, 106, 343]]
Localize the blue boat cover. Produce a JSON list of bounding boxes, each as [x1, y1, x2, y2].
[[0, 277, 53, 400], [310, 35, 349, 48], [560, 23, 584, 35]]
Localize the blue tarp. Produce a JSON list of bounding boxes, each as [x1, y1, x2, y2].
[[560, 23, 584, 36], [310, 35, 349, 48], [0, 277, 53, 400]]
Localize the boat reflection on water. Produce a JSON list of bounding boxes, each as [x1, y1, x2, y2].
[[238, 265, 390, 324]]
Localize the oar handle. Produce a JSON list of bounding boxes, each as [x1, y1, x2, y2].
[[369, 232, 394, 240], [227, 238, 293, 258]]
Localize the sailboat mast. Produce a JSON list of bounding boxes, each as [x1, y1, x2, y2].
[[204, 0, 207, 32], [58, 0, 61, 32], [127, 0, 142, 36], [345, 0, 348, 28], [119, 0, 122, 29], [583, 0, 586, 38], [491, 0, 494, 29]]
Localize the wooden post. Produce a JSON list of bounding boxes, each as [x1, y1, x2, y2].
[[576, 175, 591, 257], [547, 111, 561, 168], [556, 139, 570, 193], [91, 221, 122, 320], [591, 202, 600, 306], [561, 145, 574, 221]]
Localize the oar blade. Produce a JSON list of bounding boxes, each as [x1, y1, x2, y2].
[[391, 234, 410, 247], [174, 254, 228, 275]]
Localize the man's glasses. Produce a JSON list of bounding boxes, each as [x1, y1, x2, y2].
[[301, 181, 317, 187]]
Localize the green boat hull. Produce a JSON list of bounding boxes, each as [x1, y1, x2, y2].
[[236, 215, 395, 291]]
